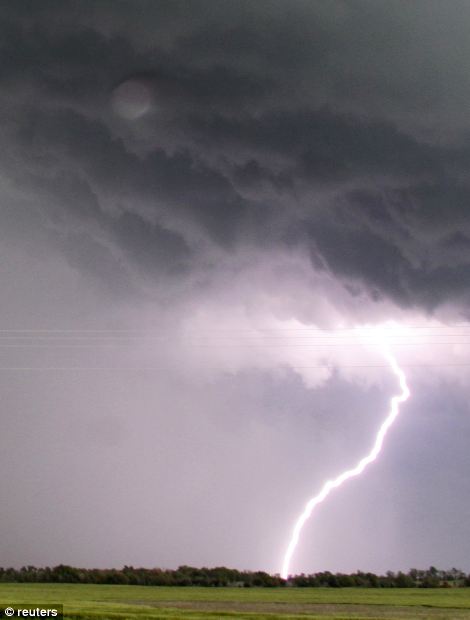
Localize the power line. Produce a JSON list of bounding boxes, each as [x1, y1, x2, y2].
[[0, 325, 469, 333], [0, 363, 469, 371], [0, 342, 469, 347], [3, 334, 470, 339]]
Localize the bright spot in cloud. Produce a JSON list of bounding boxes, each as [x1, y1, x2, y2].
[[112, 79, 153, 119]]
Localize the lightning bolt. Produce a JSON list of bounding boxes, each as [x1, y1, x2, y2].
[[281, 344, 410, 580]]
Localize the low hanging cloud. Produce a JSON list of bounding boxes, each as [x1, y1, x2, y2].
[[2, 1, 470, 317]]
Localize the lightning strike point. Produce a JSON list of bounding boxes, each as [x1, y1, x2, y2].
[[280, 343, 410, 580]]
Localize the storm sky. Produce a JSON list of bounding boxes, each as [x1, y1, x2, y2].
[[1, 0, 470, 575]]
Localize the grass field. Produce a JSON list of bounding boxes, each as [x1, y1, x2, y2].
[[1, 584, 470, 619]]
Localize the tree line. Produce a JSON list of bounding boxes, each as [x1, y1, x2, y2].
[[0, 565, 469, 587]]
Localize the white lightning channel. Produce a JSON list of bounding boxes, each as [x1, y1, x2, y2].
[[281, 345, 410, 580]]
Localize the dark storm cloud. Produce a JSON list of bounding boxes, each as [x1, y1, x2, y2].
[[0, 5, 272, 117], [37, 107, 257, 247], [1, 104, 252, 289], [2, 0, 470, 310]]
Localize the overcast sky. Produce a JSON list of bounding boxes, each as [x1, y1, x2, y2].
[[1, 0, 470, 576]]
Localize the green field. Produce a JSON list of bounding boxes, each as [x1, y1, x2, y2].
[[1, 584, 470, 619]]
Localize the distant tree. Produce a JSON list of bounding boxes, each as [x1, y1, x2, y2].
[[336, 573, 354, 587], [0, 564, 466, 588], [395, 571, 414, 588]]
